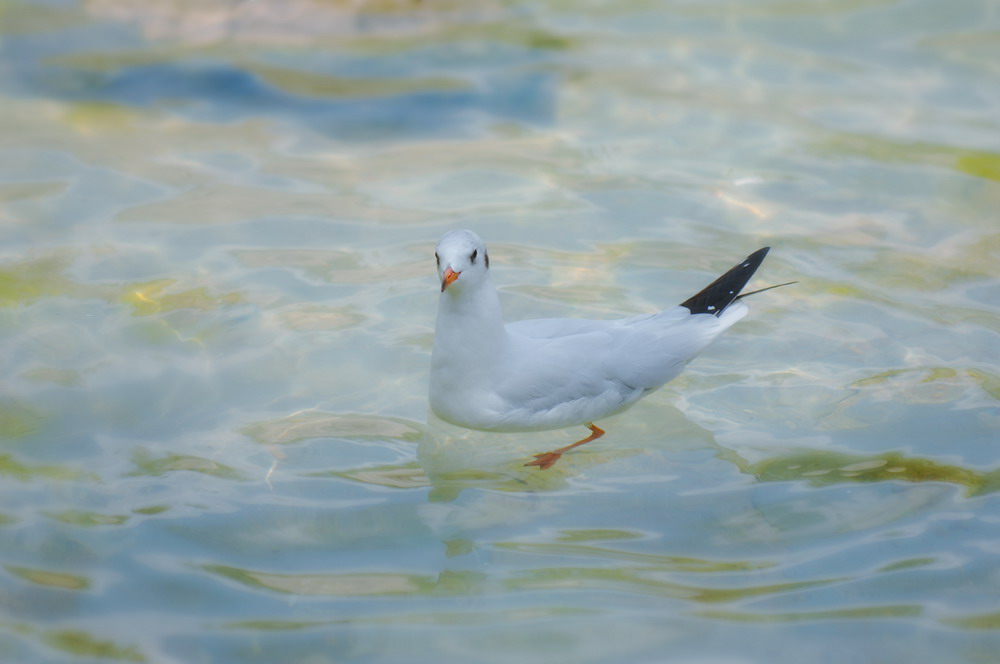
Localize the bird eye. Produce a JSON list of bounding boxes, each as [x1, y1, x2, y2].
[[435, 252, 440, 266], [470, 249, 478, 264]]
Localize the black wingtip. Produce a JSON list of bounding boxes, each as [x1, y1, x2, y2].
[[680, 247, 770, 316]]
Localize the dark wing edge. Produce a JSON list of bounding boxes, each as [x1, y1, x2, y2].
[[680, 247, 770, 317]]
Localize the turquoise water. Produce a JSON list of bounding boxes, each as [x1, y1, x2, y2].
[[2, 0, 999, 662]]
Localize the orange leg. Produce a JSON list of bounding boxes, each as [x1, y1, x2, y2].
[[525, 423, 605, 470]]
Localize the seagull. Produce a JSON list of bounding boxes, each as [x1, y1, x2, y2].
[[429, 229, 790, 469]]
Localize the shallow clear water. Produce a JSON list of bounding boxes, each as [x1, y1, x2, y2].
[[2, 0, 999, 662]]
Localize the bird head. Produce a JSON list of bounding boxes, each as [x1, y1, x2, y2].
[[435, 229, 490, 293]]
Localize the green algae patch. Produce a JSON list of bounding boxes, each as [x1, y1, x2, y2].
[[0, 454, 97, 483], [6, 565, 90, 590], [43, 629, 145, 662], [0, 402, 45, 441], [0, 256, 75, 307], [129, 450, 249, 481], [46, 510, 130, 527], [121, 279, 243, 316], [945, 611, 1000, 630], [749, 450, 1000, 497]]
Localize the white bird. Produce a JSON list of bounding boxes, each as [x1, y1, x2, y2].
[[429, 229, 789, 469]]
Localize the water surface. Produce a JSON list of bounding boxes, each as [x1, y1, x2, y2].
[[2, 1, 999, 662]]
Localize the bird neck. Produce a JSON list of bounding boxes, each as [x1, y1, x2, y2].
[[433, 275, 508, 357]]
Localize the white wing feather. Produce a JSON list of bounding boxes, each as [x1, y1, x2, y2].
[[491, 303, 748, 429]]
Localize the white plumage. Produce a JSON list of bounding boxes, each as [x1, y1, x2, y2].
[[429, 229, 777, 469]]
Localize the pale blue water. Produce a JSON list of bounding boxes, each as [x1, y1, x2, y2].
[[1, 1, 999, 662]]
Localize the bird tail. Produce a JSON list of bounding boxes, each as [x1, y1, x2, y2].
[[680, 247, 785, 317]]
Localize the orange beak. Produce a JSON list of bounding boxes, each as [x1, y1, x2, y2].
[[441, 267, 460, 292]]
